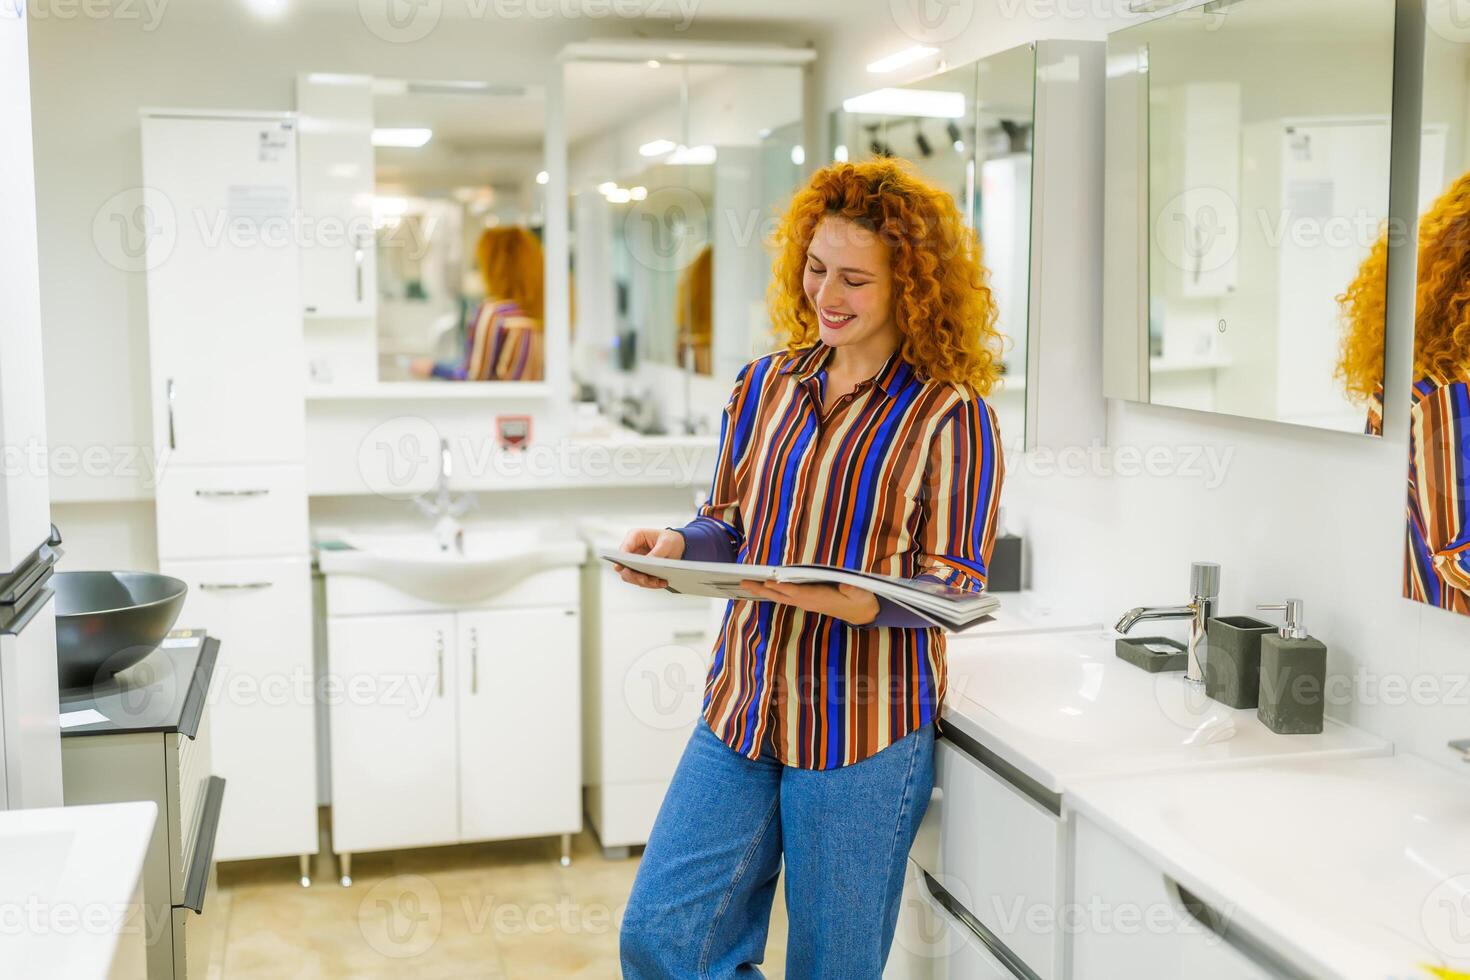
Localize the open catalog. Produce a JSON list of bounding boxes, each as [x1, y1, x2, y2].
[[599, 549, 1000, 632]]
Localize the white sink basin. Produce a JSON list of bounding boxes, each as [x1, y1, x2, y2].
[[316, 526, 588, 604], [943, 630, 1388, 791], [1068, 754, 1470, 978]]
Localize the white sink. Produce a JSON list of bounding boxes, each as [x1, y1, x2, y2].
[[943, 630, 1389, 791], [1068, 754, 1470, 978], [316, 526, 588, 604]]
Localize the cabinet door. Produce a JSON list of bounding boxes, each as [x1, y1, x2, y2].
[[458, 607, 580, 843], [295, 74, 376, 319], [600, 606, 711, 785], [164, 556, 316, 861], [140, 114, 305, 464], [328, 613, 458, 854]]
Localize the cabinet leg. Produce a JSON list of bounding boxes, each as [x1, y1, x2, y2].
[[601, 845, 633, 861], [559, 834, 572, 868], [339, 852, 353, 887], [298, 854, 312, 888]]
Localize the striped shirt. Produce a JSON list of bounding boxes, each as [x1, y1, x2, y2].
[[1406, 377, 1470, 614], [690, 343, 1004, 769], [431, 300, 543, 381]]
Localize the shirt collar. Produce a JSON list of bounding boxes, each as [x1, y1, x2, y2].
[[780, 344, 913, 398]]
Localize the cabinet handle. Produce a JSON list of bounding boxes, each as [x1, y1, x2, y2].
[[165, 378, 177, 451], [470, 627, 479, 695], [194, 488, 270, 498], [354, 235, 365, 303], [435, 629, 445, 697], [1165, 876, 1309, 978], [199, 581, 273, 591]]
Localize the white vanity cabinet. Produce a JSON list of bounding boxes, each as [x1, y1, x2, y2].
[[1069, 813, 1274, 979], [580, 556, 719, 855], [325, 569, 582, 869]]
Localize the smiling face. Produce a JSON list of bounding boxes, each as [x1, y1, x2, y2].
[[802, 215, 898, 357]]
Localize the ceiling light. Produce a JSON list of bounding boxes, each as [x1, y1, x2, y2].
[[371, 128, 432, 148], [843, 88, 965, 119], [790, 145, 806, 166], [646, 60, 661, 68], [865, 45, 939, 74], [834, 144, 849, 162], [630, 186, 648, 201], [606, 188, 633, 204], [667, 144, 716, 165], [597, 181, 619, 195], [535, 170, 550, 185], [639, 139, 677, 157]]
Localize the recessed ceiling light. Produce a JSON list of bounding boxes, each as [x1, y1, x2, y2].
[[833, 144, 849, 162], [842, 88, 965, 119], [790, 145, 805, 166], [639, 139, 677, 157], [630, 186, 648, 201], [535, 171, 550, 185], [597, 181, 619, 195], [866, 45, 939, 74], [646, 59, 661, 69], [371, 128, 432, 148]]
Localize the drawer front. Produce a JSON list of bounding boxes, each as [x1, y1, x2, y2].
[[171, 862, 219, 980], [1070, 814, 1275, 979], [888, 859, 1022, 980], [599, 607, 713, 784], [163, 556, 317, 862], [924, 736, 1062, 980], [155, 464, 308, 560], [165, 702, 213, 906]]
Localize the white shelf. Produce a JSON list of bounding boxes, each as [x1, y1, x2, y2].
[[306, 381, 551, 401]]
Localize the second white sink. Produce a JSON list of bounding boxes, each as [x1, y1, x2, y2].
[[317, 526, 587, 605]]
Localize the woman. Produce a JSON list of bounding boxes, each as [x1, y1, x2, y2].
[[412, 225, 546, 381], [614, 159, 1006, 977], [1338, 169, 1470, 614]]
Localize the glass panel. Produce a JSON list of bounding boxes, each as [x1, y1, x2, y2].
[[1113, 0, 1397, 432]]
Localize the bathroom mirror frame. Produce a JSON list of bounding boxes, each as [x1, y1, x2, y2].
[[1101, 0, 1400, 436], [546, 40, 817, 409]]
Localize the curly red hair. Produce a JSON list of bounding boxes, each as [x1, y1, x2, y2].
[[1338, 169, 1470, 398], [768, 159, 1004, 392]]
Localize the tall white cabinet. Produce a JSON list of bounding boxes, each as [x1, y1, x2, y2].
[[141, 110, 317, 870], [0, 4, 63, 812]]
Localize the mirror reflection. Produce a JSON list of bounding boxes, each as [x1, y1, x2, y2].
[[831, 44, 1035, 446], [1111, 0, 1396, 432], [567, 58, 804, 417], [1388, 25, 1470, 615], [370, 80, 548, 382]]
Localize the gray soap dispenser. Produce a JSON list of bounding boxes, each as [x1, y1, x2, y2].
[[1255, 599, 1326, 734]]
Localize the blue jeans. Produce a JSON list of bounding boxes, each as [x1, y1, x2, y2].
[[620, 719, 935, 979]]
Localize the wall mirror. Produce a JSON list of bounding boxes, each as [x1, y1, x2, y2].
[[562, 46, 809, 430], [830, 43, 1036, 448], [1401, 20, 1470, 616], [1103, 0, 1398, 433], [296, 74, 549, 389]]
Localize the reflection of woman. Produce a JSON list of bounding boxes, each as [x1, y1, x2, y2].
[[1338, 171, 1470, 614], [614, 160, 1005, 976], [412, 226, 545, 381], [675, 244, 712, 374]]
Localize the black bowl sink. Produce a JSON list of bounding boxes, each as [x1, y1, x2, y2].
[[53, 571, 188, 691]]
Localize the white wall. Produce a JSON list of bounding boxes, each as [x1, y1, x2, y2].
[[816, 0, 1470, 774]]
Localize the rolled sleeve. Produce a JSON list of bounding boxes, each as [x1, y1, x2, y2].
[[915, 395, 1005, 595]]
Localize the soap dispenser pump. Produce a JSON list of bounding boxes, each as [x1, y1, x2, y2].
[[1254, 599, 1326, 734]]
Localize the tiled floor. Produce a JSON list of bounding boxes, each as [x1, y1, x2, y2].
[[211, 813, 790, 979]]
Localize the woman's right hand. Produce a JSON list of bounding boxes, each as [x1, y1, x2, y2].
[[613, 528, 686, 589]]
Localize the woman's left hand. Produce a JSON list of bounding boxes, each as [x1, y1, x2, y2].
[[741, 580, 879, 626]]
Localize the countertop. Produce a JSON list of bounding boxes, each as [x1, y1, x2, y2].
[[1066, 754, 1470, 980], [0, 800, 155, 978], [58, 629, 217, 738]]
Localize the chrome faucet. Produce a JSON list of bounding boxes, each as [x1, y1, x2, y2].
[[412, 437, 473, 553], [1115, 562, 1221, 687]]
